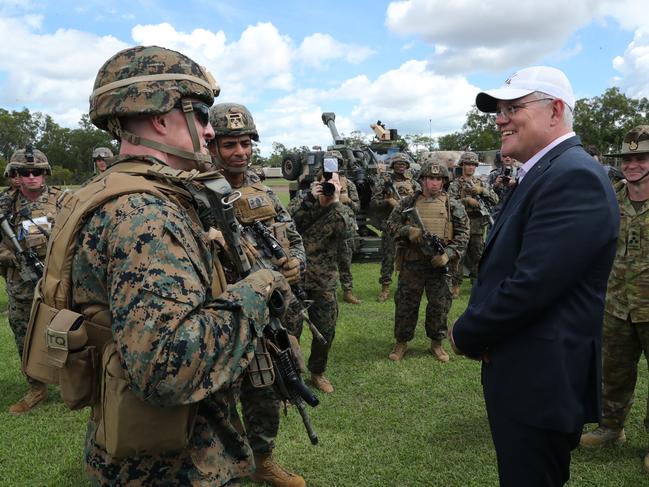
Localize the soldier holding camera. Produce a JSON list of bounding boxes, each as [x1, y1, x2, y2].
[[288, 157, 354, 393], [488, 152, 518, 204]]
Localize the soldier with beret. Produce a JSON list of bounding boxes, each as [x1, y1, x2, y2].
[[580, 125, 649, 474]]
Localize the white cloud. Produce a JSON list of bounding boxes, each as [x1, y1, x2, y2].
[[612, 29, 649, 98], [385, 0, 595, 74], [297, 33, 375, 68], [0, 16, 127, 121]]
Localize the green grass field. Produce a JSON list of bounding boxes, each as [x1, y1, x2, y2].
[[0, 266, 648, 486]]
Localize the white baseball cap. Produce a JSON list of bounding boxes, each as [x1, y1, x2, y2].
[[476, 66, 575, 113]]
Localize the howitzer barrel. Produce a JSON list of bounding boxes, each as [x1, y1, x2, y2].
[[321, 112, 344, 145]]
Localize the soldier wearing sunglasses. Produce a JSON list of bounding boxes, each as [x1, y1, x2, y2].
[[0, 146, 60, 414]]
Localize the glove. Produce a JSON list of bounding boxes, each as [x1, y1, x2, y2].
[[400, 225, 423, 244], [471, 185, 484, 195], [340, 193, 351, 204], [279, 256, 301, 285], [430, 252, 449, 268], [465, 197, 480, 208], [244, 269, 291, 301], [385, 197, 398, 207]]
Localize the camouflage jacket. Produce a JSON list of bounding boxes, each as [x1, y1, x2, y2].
[[0, 185, 60, 292], [605, 184, 649, 322], [288, 191, 353, 290], [339, 175, 360, 214], [371, 173, 419, 216], [448, 175, 498, 232], [235, 170, 305, 265], [387, 190, 469, 264], [73, 156, 272, 485]]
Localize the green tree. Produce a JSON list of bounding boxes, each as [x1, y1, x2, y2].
[[0, 108, 43, 160], [437, 107, 499, 151]]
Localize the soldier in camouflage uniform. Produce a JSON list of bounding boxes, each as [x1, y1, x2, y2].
[[65, 45, 293, 486], [448, 152, 498, 297], [487, 152, 517, 218], [208, 102, 306, 487], [370, 153, 419, 302], [0, 147, 60, 414], [92, 147, 113, 173], [387, 162, 469, 362], [324, 150, 362, 305], [580, 125, 649, 474], [288, 170, 354, 393]]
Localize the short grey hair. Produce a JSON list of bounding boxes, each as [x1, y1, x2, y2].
[[529, 91, 573, 129]]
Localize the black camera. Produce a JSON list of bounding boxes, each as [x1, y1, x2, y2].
[[453, 166, 463, 178], [501, 166, 512, 185], [322, 172, 336, 197]]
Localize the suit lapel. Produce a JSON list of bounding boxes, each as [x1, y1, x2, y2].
[[484, 136, 583, 250]]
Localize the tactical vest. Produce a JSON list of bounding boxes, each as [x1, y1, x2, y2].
[[394, 178, 415, 198], [401, 194, 453, 262], [23, 159, 227, 458], [10, 186, 61, 258], [233, 182, 278, 224]]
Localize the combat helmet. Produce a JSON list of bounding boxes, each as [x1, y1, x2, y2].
[[387, 153, 411, 169], [92, 147, 114, 160], [10, 145, 52, 175], [458, 151, 479, 166], [418, 162, 449, 180], [89, 45, 220, 166], [606, 125, 649, 157], [3, 161, 19, 178]]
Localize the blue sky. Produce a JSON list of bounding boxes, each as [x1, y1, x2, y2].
[[0, 0, 647, 155]]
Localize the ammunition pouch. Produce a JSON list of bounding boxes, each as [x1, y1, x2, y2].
[[247, 337, 275, 388], [95, 342, 197, 459]]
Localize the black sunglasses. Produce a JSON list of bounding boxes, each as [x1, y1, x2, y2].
[[17, 168, 45, 177], [174, 100, 210, 127]]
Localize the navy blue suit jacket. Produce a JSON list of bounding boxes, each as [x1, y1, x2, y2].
[[453, 136, 619, 433]]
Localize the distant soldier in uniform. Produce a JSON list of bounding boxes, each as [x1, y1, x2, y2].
[[448, 151, 498, 296], [34, 45, 292, 486], [488, 152, 517, 219], [0, 146, 60, 413], [580, 125, 649, 474], [387, 162, 469, 362], [208, 102, 306, 487], [288, 166, 354, 393], [3, 162, 21, 192], [324, 150, 362, 305], [92, 146, 113, 173], [370, 152, 419, 302]]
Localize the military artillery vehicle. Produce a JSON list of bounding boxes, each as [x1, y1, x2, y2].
[[282, 112, 414, 260]]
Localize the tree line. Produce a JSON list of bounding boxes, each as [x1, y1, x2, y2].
[[1, 87, 646, 184]]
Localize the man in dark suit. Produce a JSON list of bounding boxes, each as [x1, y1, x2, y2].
[[450, 66, 620, 486]]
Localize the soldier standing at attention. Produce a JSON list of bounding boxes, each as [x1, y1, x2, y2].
[[580, 126, 649, 474], [325, 150, 362, 305], [288, 161, 354, 393], [91, 147, 113, 173], [387, 162, 469, 362], [29, 45, 292, 486], [0, 147, 60, 413], [208, 102, 306, 487], [371, 153, 419, 302], [448, 152, 498, 297]]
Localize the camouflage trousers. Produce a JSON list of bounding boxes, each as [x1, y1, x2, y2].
[[337, 242, 354, 292], [600, 312, 649, 432], [295, 289, 338, 375], [240, 374, 280, 455], [379, 230, 396, 285], [394, 261, 452, 342], [452, 232, 484, 287], [6, 274, 42, 387]]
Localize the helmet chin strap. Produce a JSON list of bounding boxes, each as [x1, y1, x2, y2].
[[108, 101, 212, 168], [211, 146, 249, 174]]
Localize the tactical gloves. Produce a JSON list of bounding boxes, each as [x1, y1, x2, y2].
[[465, 197, 480, 208], [385, 197, 399, 208], [245, 269, 291, 302], [400, 225, 423, 244], [430, 252, 449, 268], [276, 256, 301, 285]]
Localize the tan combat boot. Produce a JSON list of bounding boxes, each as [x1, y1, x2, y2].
[[311, 374, 334, 393], [343, 289, 361, 305], [251, 453, 306, 487], [377, 284, 390, 302], [388, 342, 408, 361], [643, 450, 649, 474], [430, 340, 450, 363], [579, 426, 626, 448], [8, 384, 48, 414], [452, 285, 460, 299]]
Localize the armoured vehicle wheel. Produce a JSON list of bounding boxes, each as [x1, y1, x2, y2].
[[282, 154, 302, 180]]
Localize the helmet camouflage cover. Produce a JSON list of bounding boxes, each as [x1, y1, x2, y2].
[[209, 103, 259, 141], [606, 125, 649, 157], [388, 153, 411, 168], [89, 45, 219, 136], [10, 146, 52, 174], [458, 151, 479, 166], [418, 162, 449, 180], [92, 147, 114, 159]]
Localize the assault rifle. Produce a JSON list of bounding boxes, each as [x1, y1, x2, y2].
[[197, 179, 320, 445], [476, 196, 495, 227], [384, 176, 402, 202], [402, 206, 447, 261], [0, 215, 44, 284]]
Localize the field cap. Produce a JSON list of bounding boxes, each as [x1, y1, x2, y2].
[[605, 125, 649, 157], [476, 66, 575, 113]]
